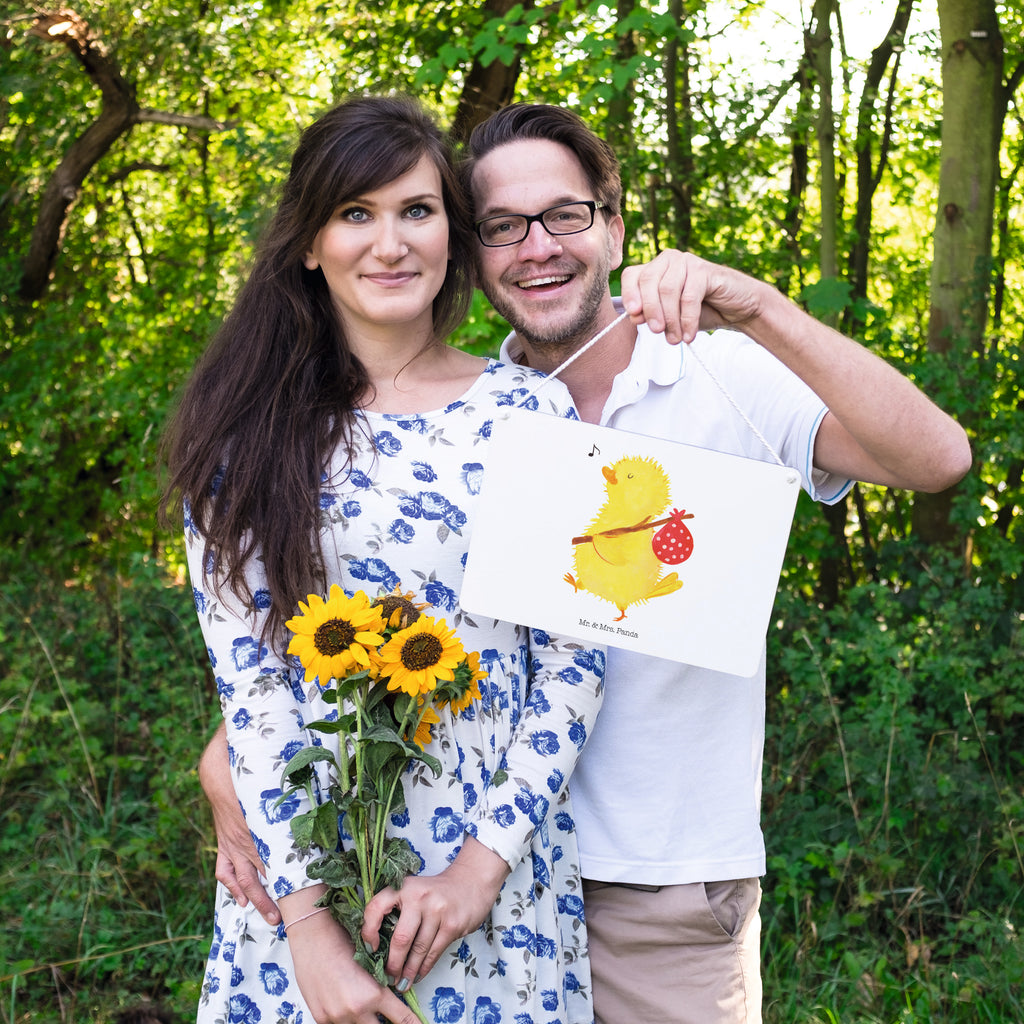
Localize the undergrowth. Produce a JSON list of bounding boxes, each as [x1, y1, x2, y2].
[[1, 532, 1020, 1023]]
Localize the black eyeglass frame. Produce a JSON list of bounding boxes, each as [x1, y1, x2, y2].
[[473, 200, 608, 247]]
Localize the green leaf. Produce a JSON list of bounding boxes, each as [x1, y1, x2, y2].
[[281, 745, 337, 788]]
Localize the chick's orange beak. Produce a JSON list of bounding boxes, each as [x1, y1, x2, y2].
[[602, 465, 617, 484]]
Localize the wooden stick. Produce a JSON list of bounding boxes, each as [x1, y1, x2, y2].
[[572, 511, 694, 546]]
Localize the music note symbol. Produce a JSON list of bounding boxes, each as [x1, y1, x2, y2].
[[588, 445, 600, 457]]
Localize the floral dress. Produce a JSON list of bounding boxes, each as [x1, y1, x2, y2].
[[190, 360, 605, 1024]]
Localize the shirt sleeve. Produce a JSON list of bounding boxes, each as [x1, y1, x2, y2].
[[463, 633, 606, 870], [185, 509, 328, 898]]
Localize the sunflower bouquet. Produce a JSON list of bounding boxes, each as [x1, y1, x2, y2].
[[278, 583, 485, 1018]]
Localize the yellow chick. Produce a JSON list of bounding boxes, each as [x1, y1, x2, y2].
[[565, 455, 683, 621]]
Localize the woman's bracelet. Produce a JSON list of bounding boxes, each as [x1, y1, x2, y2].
[[283, 906, 329, 932]]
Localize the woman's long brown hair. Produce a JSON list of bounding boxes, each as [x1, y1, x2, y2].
[[161, 96, 474, 650]]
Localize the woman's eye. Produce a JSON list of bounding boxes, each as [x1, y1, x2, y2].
[[340, 207, 369, 223], [407, 203, 434, 220]]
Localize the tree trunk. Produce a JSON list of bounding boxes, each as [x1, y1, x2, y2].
[[913, 0, 1003, 545], [450, 0, 534, 144], [19, 10, 139, 300], [664, 0, 693, 249]]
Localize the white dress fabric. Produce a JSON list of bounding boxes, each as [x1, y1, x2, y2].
[[189, 360, 605, 1024]]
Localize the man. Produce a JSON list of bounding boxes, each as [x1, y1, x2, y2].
[[201, 104, 971, 1023]]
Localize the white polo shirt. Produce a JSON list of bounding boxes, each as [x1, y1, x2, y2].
[[500, 309, 851, 884]]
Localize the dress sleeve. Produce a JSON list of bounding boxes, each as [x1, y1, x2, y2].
[[465, 631, 605, 870], [185, 508, 326, 898]]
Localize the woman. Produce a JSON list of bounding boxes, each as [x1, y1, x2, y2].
[[163, 96, 605, 1024]]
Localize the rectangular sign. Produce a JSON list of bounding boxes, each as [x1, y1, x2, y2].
[[461, 409, 801, 677]]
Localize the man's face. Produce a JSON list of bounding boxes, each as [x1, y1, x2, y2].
[[470, 138, 625, 354]]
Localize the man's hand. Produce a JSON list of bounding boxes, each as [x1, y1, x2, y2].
[[620, 249, 764, 344], [199, 723, 282, 926], [361, 836, 511, 991]]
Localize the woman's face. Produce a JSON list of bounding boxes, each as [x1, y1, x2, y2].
[[304, 154, 450, 339]]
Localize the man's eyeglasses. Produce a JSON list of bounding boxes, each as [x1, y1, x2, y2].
[[474, 200, 607, 248]]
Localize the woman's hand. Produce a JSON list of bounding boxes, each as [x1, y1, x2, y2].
[[361, 836, 511, 991], [281, 891, 422, 1024]]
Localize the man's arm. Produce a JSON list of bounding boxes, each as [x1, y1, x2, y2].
[[621, 251, 972, 492], [198, 721, 282, 925]]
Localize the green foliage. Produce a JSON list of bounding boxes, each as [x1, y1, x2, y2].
[[0, 553, 216, 1021]]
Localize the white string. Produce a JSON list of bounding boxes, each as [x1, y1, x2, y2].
[[516, 312, 786, 467]]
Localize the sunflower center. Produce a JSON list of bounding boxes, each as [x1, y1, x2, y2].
[[400, 633, 444, 671], [376, 595, 421, 629], [314, 618, 357, 655]]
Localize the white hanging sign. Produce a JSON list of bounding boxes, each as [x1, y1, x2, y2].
[[461, 408, 801, 677]]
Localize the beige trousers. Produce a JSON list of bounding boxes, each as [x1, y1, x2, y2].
[[582, 878, 762, 1024]]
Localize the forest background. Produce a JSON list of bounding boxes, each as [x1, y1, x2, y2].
[[1, 0, 1021, 1021]]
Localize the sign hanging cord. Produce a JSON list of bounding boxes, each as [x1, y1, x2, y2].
[[517, 311, 787, 467]]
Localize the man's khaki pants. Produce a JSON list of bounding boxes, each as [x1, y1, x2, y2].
[[582, 878, 762, 1024]]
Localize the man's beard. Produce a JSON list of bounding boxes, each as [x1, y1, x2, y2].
[[481, 260, 611, 356]]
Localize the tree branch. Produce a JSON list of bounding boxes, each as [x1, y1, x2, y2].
[[18, 8, 236, 301]]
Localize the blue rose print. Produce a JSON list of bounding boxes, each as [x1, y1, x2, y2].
[[232, 708, 251, 730], [259, 963, 289, 996], [492, 804, 516, 828], [531, 628, 550, 647], [319, 492, 336, 509], [557, 893, 585, 922], [515, 790, 549, 825], [431, 987, 466, 1023], [253, 589, 272, 611], [230, 965, 244, 986], [424, 579, 457, 611], [460, 462, 485, 495], [558, 666, 583, 685], [389, 519, 416, 544], [478, 419, 493, 440], [472, 996, 502, 1024], [395, 415, 430, 434], [430, 807, 463, 844], [193, 586, 208, 614], [534, 935, 557, 959], [541, 988, 559, 1011], [341, 499, 362, 517], [531, 852, 551, 890], [573, 647, 605, 675], [272, 877, 293, 897], [231, 636, 265, 672], [374, 430, 403, 456], [347, 557, 400, 591], [279, 739, 304, 762], [411, 461, 437, 482], [554, 811, 574, 832], [528, 730, 561, 757], [526, 689, 551, 714], [501, 924, 535, 951], [545, 768, 564, 794], [348, 468, 374, 489], [227, 994, 261, 1023], [568, 721, 587, 750], [260, 788, 299, 824], [564, 970, 582, 993]]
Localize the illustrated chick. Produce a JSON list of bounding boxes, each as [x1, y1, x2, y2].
[[565, 455, 683, 621]]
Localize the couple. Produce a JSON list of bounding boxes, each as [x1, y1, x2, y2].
[[169, 97, 971, 1024]]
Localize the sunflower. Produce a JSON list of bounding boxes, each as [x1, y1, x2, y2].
[[407, 701, 441, 749], [372, 585, 428, 630], [448, 650, 486, 716], [377, 615, 466, 697], [285, 584, 386, 683]]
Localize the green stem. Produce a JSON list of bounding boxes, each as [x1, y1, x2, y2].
[[401, 985, 430, 1024]]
